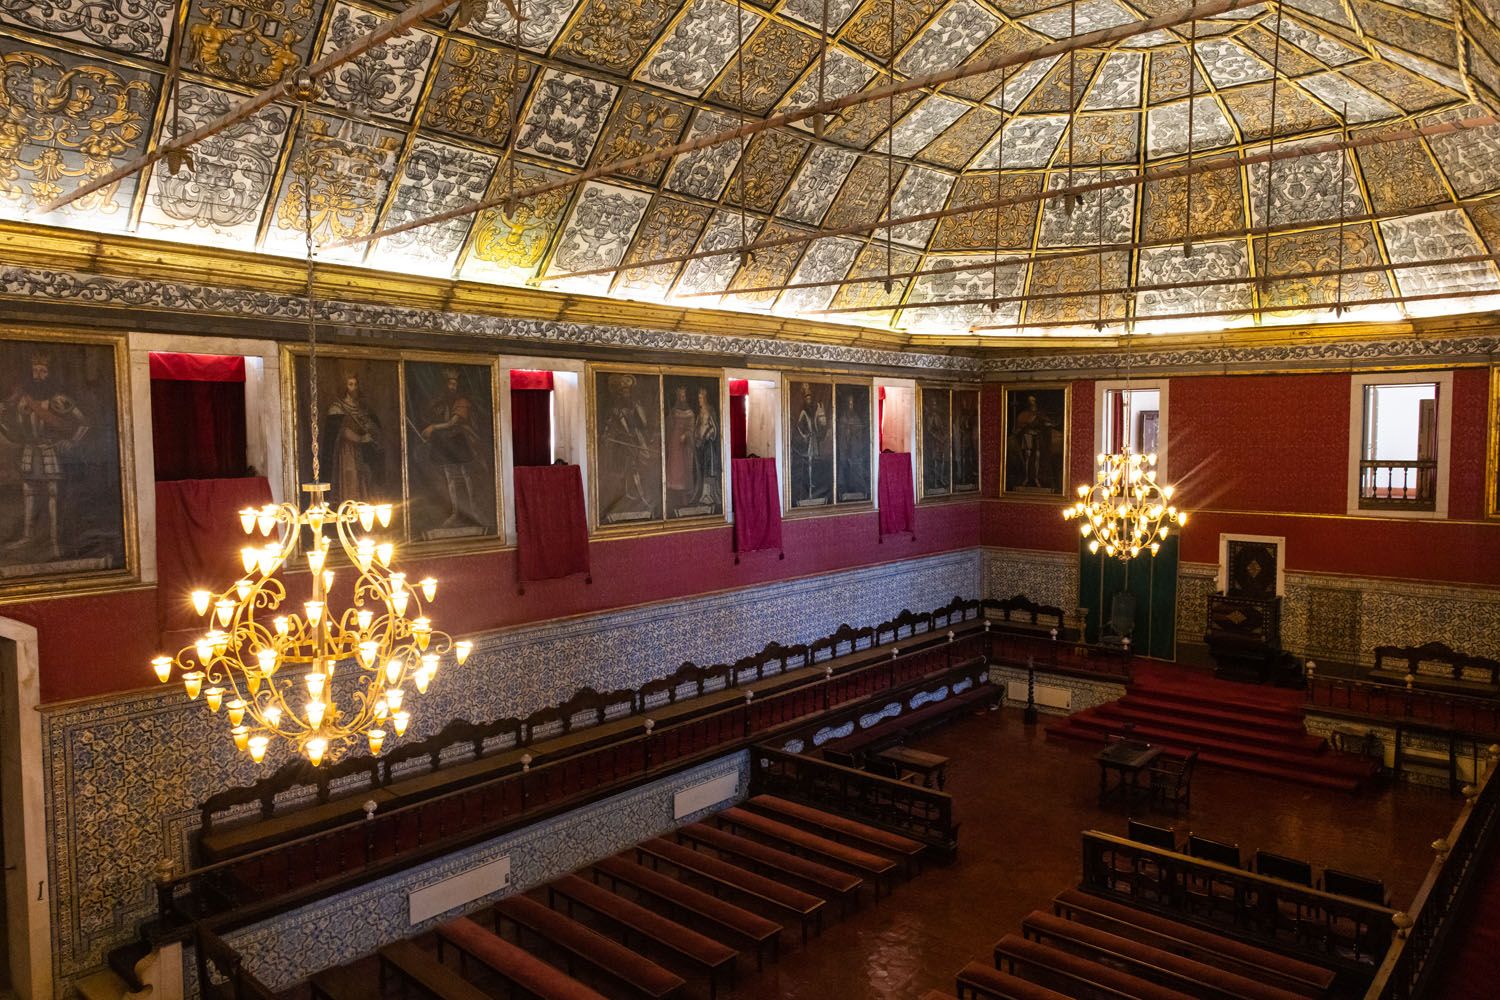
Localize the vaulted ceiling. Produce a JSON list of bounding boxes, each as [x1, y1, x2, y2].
[[4, 0, 1500, 341]]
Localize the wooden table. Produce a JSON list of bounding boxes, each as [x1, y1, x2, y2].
[[1095, 741, 1162, 807], [875, 746, 950, 788]]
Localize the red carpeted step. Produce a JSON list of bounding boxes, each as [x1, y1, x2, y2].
[[1119, 693, 1310, 734], [1055, 711, 1370, 775], [1046, 716, 1374, 791], [1127, 685, 1307, 724], [1096, 703, 1327, 754]]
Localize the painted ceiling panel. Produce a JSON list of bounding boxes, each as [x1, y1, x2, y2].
[[0, 0, 1497, 339]]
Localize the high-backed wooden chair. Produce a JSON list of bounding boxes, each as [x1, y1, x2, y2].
[[1149, 750, 1197, 813]]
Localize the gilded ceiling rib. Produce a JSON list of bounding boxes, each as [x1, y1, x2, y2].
[[541, 111, 1500, 281], [332, 0, 1269, 252], [38, 0, 463, 215], [815, 249, 1500, 315]]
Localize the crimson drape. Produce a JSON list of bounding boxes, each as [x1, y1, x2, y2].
[[151, 378, 248, 480], [511, 388, 553, 467], [149, 351, 245, 382], [515, 464, 590, 584], [877, 385, 886, 451], [878, 451, 915, 538], [731, 457, 782, 556], [729, 396, 748, 459], [510, 369, 555, 391], [155, 477, 274, 633]]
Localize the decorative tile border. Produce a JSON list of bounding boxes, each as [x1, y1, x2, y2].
[[0, 266, 980, 374], [982, 546, 1079, 611], [1177, 560, 1500, 665], [984, 335, 1500, 375], [40, 549, 981, 993], [223, 752, 749, 989]]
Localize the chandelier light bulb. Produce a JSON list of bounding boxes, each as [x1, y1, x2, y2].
[[160, 479, 455, 765], [455, 640, 472, 665]]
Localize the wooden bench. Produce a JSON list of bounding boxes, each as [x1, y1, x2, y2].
[[592, 854, 781, 968], [308, 964, 364, 1000], [1052, 888, 1334, 997], [1020, 910, 1307, 1000], [436, 916, 607, 1000], [745, 794, 927, 871], [547, 874, 738, 999], [716, 806, 899, 893], [678, 822, 864, 913], [636, 837, 825, 944], [993, 933, 1197, 1000], [953, 964, 1070, 1000], [377, 939, 490, 1000], [495, 894, 686, 999]]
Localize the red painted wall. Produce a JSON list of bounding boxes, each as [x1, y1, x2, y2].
[[4, 500, 980, 705], [982, 367, 1500, 589]]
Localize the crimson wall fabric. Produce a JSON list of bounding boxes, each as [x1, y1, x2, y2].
[[514, 464, 590, 583], [878, 451, 915, 537], [154, 477, 274, 633], [732, 457, 782, 554]]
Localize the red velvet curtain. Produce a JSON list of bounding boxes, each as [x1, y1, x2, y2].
[[155, 477, 273, 633], [511, 371, 554, 468], [515, 464, 590, 585], [731, 457, 782, 557], [729, 379, 749, 460], [878, 451, 915, 538], [877, 385, 886, 451], [150, 352, 249, 481]]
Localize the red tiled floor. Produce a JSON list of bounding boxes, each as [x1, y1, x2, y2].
[[713, 706, 1459, 1000]]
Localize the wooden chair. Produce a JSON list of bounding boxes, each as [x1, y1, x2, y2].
[[1253, 849, 1316, 942], [1322, 868, 1389, 906], [1186, 834, 1241, 868], [1149, 751, 1198, 813], [1184, 834, 1242, 919], [1254, 850, 1312, 886], [1127, 819, 1177, 851]]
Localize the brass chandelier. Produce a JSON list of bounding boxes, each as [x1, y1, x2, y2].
[[150, 83, 470, 766]]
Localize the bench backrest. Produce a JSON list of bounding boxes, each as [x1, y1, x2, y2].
[[1373, 641, 1500, 687]]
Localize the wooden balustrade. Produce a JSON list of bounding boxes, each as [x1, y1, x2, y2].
[[1308, 675, 1500, 738], [749, 745, 958, 854], [1080, 830, 1395, 982], [195, 925, 278, 1000], [1364, 747, 1500, 999]]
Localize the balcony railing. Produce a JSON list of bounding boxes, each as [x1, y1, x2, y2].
[[1359, 460, 1437, 511]]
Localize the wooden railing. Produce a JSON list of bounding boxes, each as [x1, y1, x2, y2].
[[1358, 460, 1437, 510], [1081, 830, 1395, 981], [750, 745, 958, 853], [1364, 748, 1500, 999], [196, 925, 277, 1000], [1308, 675, 1500, 739], [987, 628, 1134, 682], [154, 637, 985, 933]]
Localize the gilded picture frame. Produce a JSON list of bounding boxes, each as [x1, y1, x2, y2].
[[283, 345, 503, 552], [0, 331, 137, 596], [587, 363, 726, 533], [782, 373, 875, 515], [999, 383, 1071, 501], [1487, 363, 1499, 519], [916, 383, 983, 502]]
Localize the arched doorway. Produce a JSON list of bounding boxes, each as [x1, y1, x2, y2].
[[1, 618, 51, 999]]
